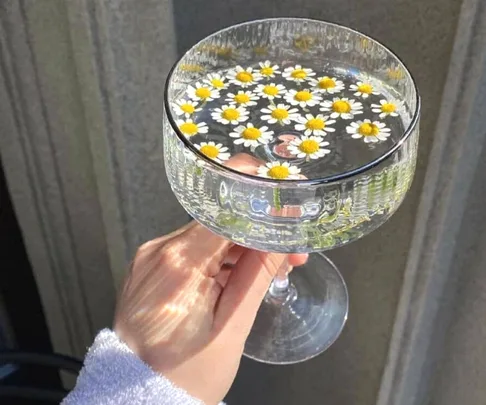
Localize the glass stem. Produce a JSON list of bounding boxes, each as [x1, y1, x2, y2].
[[269, 260, 291, 298]]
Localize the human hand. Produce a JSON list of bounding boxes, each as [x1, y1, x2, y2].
[[114, 222, 306, 404], [114, 154, 307, 405]]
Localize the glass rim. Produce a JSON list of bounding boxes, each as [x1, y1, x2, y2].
[[164, 17, 421, 187]]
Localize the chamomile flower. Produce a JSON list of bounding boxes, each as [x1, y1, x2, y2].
[[284, 89, 322, 108], [349, 81, 380, 98], [288, 135, 331, 160], [282, 65, 315, 83], [195, 142, 230, 163], [309, 76, 345, 94], [258, 61, 280, 78], [257, 161, 301, 180], [225, 90, 259, 107], [187, 82, 220, 102], [211, 105, 249, 125], [371, 99, 400, 118], [226, 66, 262, 87], [320, 97, 363, 120], [203, 73, 228, 90], [254, 83, 286, 100], [346, 119, 391, 143], [229, 123, 274, 148], [260, 103, 300, 125], [172, 99, 202, 118], [294, 114, 336, 136], [176, 119, 208, 137]]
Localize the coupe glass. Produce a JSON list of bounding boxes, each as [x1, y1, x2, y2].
[[163, 18, 420, 364]]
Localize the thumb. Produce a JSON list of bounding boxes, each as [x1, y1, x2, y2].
[[213, 250, 287, 340]]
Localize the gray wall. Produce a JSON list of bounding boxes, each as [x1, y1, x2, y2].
[[2, 1, 486, 405], [182, 2, 459, 405]]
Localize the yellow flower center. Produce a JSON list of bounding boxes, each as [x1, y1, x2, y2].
[[263, 85, 279, 96], [180, 104, 195, 114], [260, 66, 274, 76], [179, 122, 198, 136], [305, 118, 325, 131], [211, 79, 225, 88], [254, 46, 268, 55], [357, 83, 373, 94], [222, 108, 240, 121], [216, 47, 233, 58], [268, 166, 290, 179], [195, 87, 211, 99], [180, 64, 204, 73], [332, 100, 351, 113], [236, 71, 254, 83], [387, 68, 405, 80], [294, 91, 312, 102], [358, 123, 380, 136], [318, 77, 335, 89], [242, 127, 261, 140], [299, 139, 320, 154], [271, 108, 289, 120], [234, 93, 250, 104], [291, 69, 307, 80], [200, 145, 220, 159], [381, 103, 396, 113]]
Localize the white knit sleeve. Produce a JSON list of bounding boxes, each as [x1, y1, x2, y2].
[[62, 329, 220, 405]]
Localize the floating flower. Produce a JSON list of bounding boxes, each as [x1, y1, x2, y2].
[[176, 119, 208, 137], [288, 135, 331, 160], [309, 76, 345, 94], [349, 81, 379, 98], [229, 123, 274, 148], [225, 90, 259, 107], [282, 65, 315, 83], [284, 89, 322, 108], [260, 103, 300, 125], [172, 99, 202, 118], [320, 97, 363, 120], [371, 99, 400, 118], [187, 82, 220, 102], [258, 61, 280, 78], [295, 113, 335, 136], [226, 66, 262, 87], [257, 161, 301, 180], [211, 105, 249, 125], [195, 142, 230, 163], [346, 119, 391, 143], [254, 83, 286, 100], [203, 73, 228, 90]]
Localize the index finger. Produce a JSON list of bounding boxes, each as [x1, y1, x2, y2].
[[172, 224, 234, 277]]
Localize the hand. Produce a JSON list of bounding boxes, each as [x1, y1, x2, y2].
[[114, 153, 307, 404], [114, 222, 307, 404]]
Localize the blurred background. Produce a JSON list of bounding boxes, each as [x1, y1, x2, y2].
[[0, 0, 485, 404]]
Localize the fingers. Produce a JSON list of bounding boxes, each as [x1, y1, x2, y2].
[[170, 224, 234, 277], [224, 153, 263, 175], [289, 253, 308, 267], [213, 251, 287, 339], [214, 267, 232, 288], [224, 245, 246, 266]]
